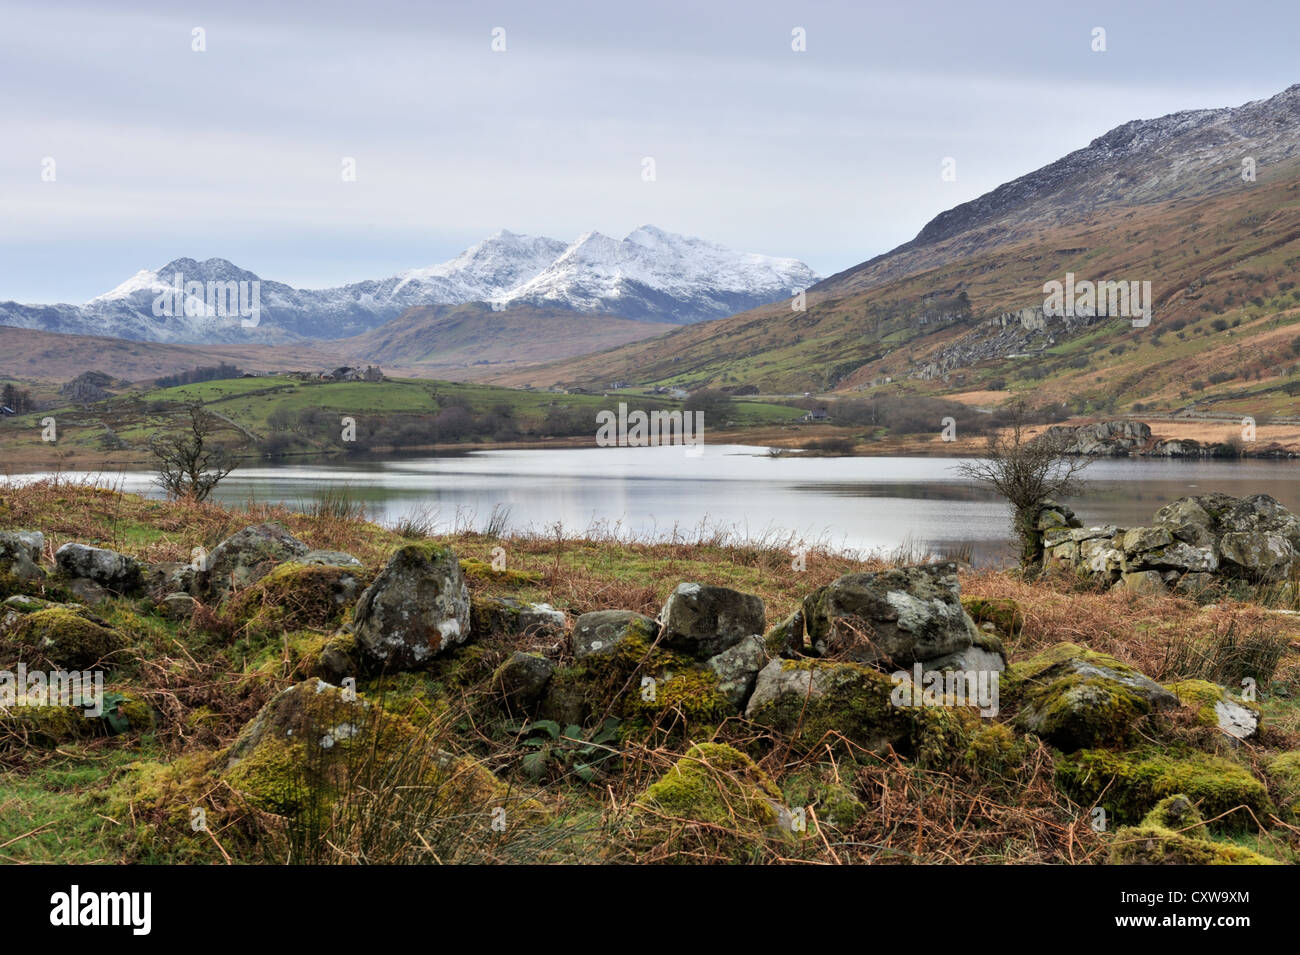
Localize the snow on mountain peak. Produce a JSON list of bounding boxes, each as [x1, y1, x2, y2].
[[15, 225, 818, 344]]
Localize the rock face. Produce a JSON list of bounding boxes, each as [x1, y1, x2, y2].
[[201, 523, 309, 597], [54, 542, 142, 595], [1043, 493, 1300, 590], [351, 543, 471, 669], [1042, 420, 1153, 456], [802, 563, 1003, 672], [0, 531, 45, 581], [657, 583, 766, 660]]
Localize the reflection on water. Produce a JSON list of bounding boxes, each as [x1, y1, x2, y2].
[[10, 446, 1298, 567]]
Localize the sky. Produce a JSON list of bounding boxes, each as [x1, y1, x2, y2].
[[1, 0, 1298, 303]]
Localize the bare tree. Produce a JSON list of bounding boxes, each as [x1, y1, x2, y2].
[[955, 399, 1090, 570], [149, 401, 238, 501]]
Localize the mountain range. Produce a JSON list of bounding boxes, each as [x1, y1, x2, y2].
[[0, 226, 818, 345], [487, 84, 1300, 425]]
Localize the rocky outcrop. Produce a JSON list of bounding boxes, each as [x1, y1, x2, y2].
[[1041, 493, 1300, 592]]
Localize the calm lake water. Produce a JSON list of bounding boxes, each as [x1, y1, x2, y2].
[[12, 446, 1300, 566]]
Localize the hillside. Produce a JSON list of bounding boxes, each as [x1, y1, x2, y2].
[[0, 374, 803, 469], [325, 302, 674, 377], [485, 86, 1300, 423]]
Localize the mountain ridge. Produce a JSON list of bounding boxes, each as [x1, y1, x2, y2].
[[0, 227, 818, 345]]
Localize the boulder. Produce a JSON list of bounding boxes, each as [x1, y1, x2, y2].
[[2, 604, 126, 670], [471, 596, 566, 640], [200, 523, 309, 597], [706, 634, 767, 709], [657, 583, 765, 660], [571, 610, 657, 661], [763, 609, 805, 658], [1118, 570, 1166, 595], [1010, 643, 1177, 750], [142, 561, 194, 600], [0, 530, 45, 582], [492, 651, 555, 707], [160, 592, 198, 620], [300, 549, 362, 567], [1165, 679, 1259, 741], [802, 563, 985, 669], [351, 543, 471, 669], [745, 658, 960, 756], [54, 542, 142, 595]]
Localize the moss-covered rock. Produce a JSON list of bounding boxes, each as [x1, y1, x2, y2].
[[1057, 746, 1272, 830], [744, 658, 973, 762], [1009, 643, 1176, 750], [351, 542, 471, 669], [471, 595, 565, 639], [1164, 679, 1259, 740], [223, 561, 367, 636], [1264, 751, 1300, 822], [540, 631, 733, 733], [781, 767, 866, 829], [3, 605, 126, 670], [630, 742, 783, 859], [1108, 795, 1279, 865], [199, 522, 310, 599]]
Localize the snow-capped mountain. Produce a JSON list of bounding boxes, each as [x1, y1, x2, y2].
[[0, 228, 818, 344]]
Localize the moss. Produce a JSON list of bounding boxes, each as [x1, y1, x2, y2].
[[1110, 796, 1279, 865], [631, 743, 783, 859], [539, 633, 731, 737], [962, 597, 1024, 638], [964, 722, 1028, 777], [0, 702, 92, 746], [92, 750, 234, 863], [223, 736, 312, 814], [1264, 751, 1300, 821], [746, 659, 975, 764], [781, 768, 865, 829], [459, 559, 542, 586], [223, 561, 368, 636], [1057, 746, 1273, 830], [1165, 678, 1258, 729], [5, 606, 125, 670]]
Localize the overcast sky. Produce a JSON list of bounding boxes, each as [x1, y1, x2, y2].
[[2, 0, 1298, 303]]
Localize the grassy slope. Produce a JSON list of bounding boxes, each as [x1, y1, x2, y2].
[[0, 375, 804, 470]]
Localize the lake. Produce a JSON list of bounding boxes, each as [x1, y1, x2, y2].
[[10, 446, 1299, 566]]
